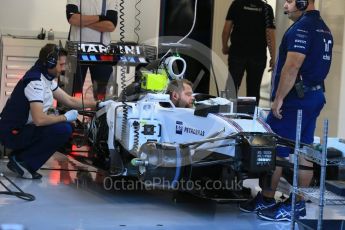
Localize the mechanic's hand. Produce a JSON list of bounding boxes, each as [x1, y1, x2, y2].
[[64, 110, 78, 122], [271, 99, 283, 119], [97, 100, 113, 109], [222, 46, 229, 55], [268, 58, 275, 72]]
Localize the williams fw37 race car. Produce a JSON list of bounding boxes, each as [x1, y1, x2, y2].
[[62, 42, 344, 201], [71, 92, 297, 201]]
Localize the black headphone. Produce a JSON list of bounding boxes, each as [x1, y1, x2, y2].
[[45, 45, 60, 69], [296, 0, 309, 11]]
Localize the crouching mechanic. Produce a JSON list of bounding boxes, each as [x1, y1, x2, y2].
[[167, 79, 194, 108], [0, 44, 112, 179]]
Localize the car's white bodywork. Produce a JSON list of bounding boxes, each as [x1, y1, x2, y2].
[[94, 93, 272, 158]]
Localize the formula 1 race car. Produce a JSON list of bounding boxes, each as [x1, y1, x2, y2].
[[73, 92, 286, 200], [63, 42, 293, 200]]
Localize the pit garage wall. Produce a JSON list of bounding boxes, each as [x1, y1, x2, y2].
[[317, 0, 344, 138], [340, 13, 345, 138], [0, 0, 160, 46], [330, 0, 345, 138], [209, 0, 232, 98]]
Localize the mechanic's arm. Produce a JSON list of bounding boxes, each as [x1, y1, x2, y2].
[[87, 21, 115, 32], [53, 88, 97, 109], [265, 4, 276, 71], [266, 28, 276, 70], [222, 20, 233, 55], [271, 52, 305, 119], [66, 4, 99, 27], [87, 10, 117, 32], [30, 103, 67, 126], [68, 14, 100, 27], [67, 3, 117, 32]]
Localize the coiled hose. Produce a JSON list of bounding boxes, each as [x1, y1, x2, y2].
[[119, 0, 125, 43], [118, 0, 129, 142], [132, 121, 140, 154], [134, 0, 142, 43]]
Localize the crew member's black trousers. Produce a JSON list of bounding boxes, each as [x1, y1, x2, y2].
[[73, 64, 113, 100], [228, 55, 267, 105]]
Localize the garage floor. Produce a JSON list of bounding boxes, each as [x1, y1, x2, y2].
[[0, 153, 344, 230]]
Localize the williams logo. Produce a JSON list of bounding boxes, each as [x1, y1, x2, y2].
[[176, 121, 183, 135], [175, 121, 205, 136]]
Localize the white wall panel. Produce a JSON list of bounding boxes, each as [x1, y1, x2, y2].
[[0, 0, 160, 44]]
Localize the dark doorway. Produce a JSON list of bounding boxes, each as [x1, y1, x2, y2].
[[159, 0, 214, 94]]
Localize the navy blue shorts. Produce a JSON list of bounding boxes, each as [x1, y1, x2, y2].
[[267, 91, 325, 158]]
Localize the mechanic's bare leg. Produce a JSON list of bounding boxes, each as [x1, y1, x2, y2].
[[239, 157, 280, 212], [262, 157, 284, 199], [297, 157, 313, 200], [262, 156, 313, 201], [299, 157, 314, 186]]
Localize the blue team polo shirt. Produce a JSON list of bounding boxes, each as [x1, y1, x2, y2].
[[0, 61, 58, 133], [271, 10, 333, 100]]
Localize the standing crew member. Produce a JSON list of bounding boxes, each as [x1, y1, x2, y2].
[[240, 0, 333, 221], [66, 0, 118, 100], [222, 0, 276, 104]]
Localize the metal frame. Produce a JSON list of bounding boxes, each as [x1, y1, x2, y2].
[[290, 110, 345, 230]]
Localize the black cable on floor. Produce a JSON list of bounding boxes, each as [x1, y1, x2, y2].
[[40, 167, 99, 174], [0, 173, 35, 201]]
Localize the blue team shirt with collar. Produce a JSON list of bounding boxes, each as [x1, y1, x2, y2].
[[0, 60, 58, 132], [271, 10, 333, 100]]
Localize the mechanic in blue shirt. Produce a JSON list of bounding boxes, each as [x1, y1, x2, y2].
[[239, 0, 333, 221], [0, 44, 110, 179]]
